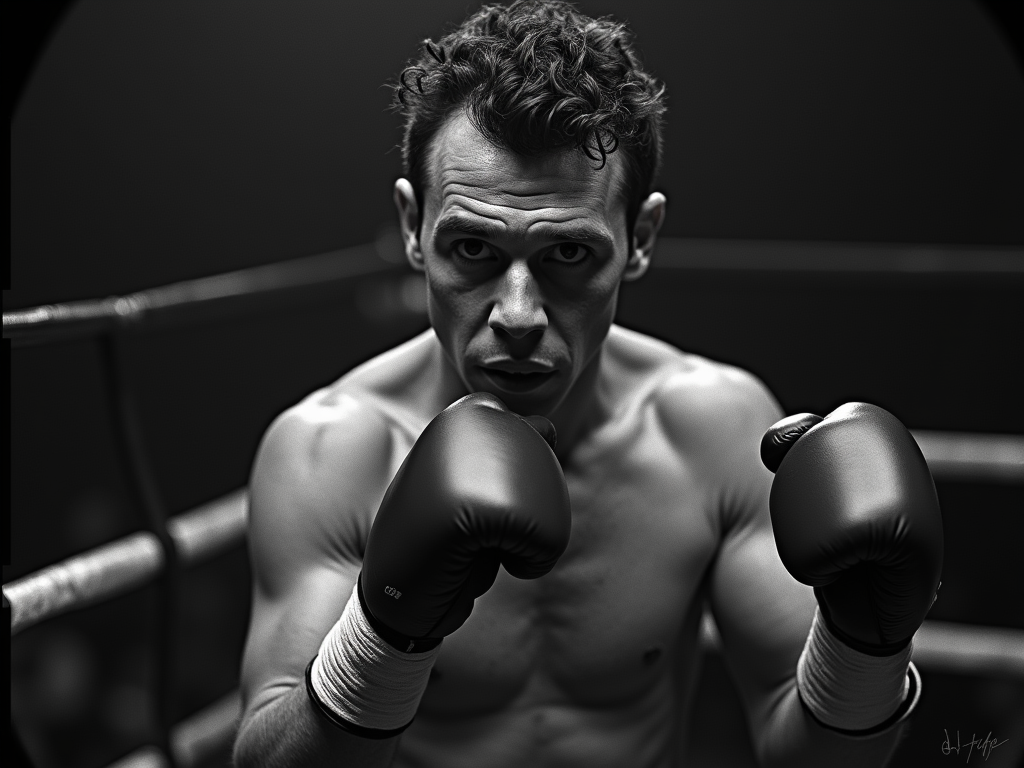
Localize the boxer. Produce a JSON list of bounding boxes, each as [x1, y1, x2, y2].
[[234, 2, 942, 766]]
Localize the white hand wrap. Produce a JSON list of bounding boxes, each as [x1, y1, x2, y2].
[[797, 606, 920, 734], [309, 583, 440, 736]]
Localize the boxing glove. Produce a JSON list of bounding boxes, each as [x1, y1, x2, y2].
[[760, 403, 943, 655], [360, 391, 571, 649]]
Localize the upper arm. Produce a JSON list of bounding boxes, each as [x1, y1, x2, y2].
[[704, 372, 815, 738], [660, 365, 815, 739], [239, 392, 396, 717]]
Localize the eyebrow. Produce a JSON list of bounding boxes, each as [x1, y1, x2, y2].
[[433, 215, 504, 241], [433, 214, 616, 250]]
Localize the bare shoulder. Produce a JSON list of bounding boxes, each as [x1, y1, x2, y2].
[[658, 355, 781, 451], [607, 326, 782, 467], [622, 329, 783, 533], [248, 382, 399, 588], [247, 331, 442, 586]]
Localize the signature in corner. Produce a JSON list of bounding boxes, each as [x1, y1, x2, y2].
[[942, 730, 1009, 763]]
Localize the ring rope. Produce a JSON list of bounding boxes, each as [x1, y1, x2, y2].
[[5, 428, 1021, 635], [698, 614, 1024, 679], [4, 451, 1020, 670], [911, 430, 1024, 484], [651, 239, 1024, 274], [4, 490, 247, 634], [5, 239, 1021, 349], [3, 242, 393, 347], [4, 532, 164, 635]]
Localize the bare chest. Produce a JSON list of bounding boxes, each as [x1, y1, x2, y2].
[[416, 436, 720, 718]]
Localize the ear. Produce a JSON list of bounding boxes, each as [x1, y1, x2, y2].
[[394, 178, 425, 272], [623, 192, 666, 282]]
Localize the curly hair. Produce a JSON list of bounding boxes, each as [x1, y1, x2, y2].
[[394, 0, 666, 239]]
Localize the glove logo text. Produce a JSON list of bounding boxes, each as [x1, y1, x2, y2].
[[384, 586, 402, 599]]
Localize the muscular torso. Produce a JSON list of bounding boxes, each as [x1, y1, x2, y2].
[[256, 324, 777, 767], [235, 325, 786, 768], [405, 389, 720, 766]]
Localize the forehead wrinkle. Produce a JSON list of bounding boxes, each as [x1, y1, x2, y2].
[[438, 154, 617, 186], [439, 173, 594, 201], [526, 214, 611, 231], [439, 184, 593, 217], [426, 112, 629, 228], [440, 180, 613, 216], [434, 206, 614, 249], [442, 197, 602, 225]]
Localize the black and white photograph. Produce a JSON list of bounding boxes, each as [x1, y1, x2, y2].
[[6, 1, 1023, 767]]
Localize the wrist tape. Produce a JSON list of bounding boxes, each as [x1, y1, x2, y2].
[[797, 606, 920, 736], [307, 582, 440, 738]]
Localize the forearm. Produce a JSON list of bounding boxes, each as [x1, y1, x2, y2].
[[233, 684, 401, 768], [756, 684, 902, 768]]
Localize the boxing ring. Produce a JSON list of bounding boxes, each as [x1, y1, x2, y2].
[[5, 238, 1024, 768]]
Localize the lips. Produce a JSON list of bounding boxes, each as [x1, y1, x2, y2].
[[482, 359, 555, 374], [479, 366, 557, 394]]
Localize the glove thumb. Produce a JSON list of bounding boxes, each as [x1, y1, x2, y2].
[[522, 415, 557, 452], [760, 412, 823, 473]]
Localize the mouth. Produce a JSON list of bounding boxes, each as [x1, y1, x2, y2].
[[479, 367, 557, 394]]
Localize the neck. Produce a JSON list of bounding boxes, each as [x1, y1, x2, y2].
[[548, 345, 613, 462], [423, 330, 472, 415]]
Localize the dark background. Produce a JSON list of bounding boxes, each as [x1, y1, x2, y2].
[[7, 0, 1024, 310], [7, 1, 1024, 766]]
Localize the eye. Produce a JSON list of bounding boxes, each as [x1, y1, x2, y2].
[[548, 242, 590, 265], [453, 239, 494, 261]]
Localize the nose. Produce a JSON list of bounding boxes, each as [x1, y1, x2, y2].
[[488, 259, 547, 340]]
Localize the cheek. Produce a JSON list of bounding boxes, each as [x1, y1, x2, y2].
[[573, 265, 622, 314], [553, 278, 620, 349], [424, 266, 486, 338]]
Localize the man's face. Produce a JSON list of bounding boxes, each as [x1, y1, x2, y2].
[[398, 112, 647, 416]]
